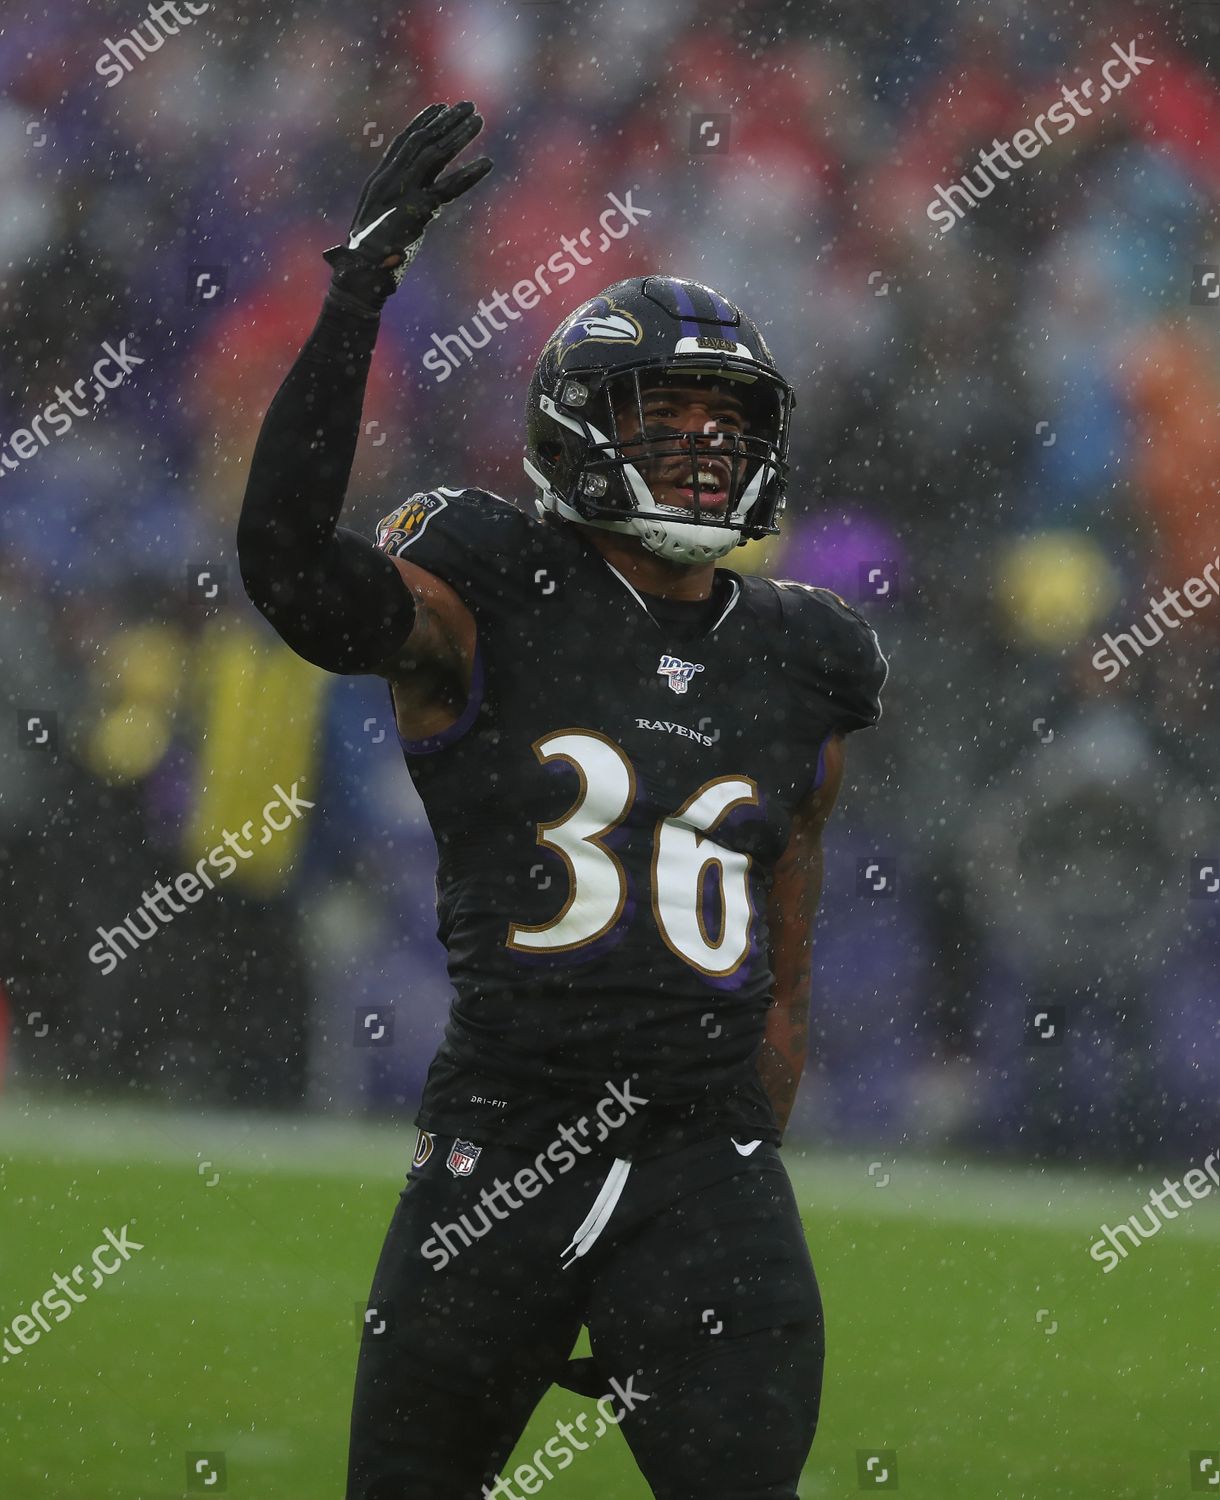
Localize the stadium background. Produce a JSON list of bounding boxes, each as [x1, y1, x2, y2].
[[1, 1, 1218, 1497]]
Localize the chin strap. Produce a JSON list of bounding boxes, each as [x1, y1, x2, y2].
[[525, 459, 742, 565], [636, 517, 740, 565]]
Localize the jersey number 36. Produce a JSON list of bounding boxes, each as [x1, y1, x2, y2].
[[506, 729, 758, 978]]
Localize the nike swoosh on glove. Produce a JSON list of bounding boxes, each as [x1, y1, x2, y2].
[[323, 100, 493, 312]]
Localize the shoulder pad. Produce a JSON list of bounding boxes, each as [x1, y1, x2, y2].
[[374, 486, 536, 615], [768, 579, 888, 733]]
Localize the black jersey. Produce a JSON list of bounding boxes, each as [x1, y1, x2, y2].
[[375, 486, 887, 1157]]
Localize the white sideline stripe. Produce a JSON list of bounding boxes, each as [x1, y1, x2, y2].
[[0, 1096, 415, 1179], [786, 1152, 1220, 1241], [2, 1099, 1218, 1239]]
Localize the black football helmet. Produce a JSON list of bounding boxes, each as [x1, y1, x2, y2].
[[524, 276, 794, 564]]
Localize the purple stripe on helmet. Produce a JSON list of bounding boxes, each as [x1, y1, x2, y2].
[[668, 280, 706, 341], [705, 288, 738, 326]]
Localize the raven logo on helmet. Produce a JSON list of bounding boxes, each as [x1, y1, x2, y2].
[[556, 300, 643, 361], [524, 276, 794, 567]]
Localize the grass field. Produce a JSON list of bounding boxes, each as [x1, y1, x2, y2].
[[1, 1095, 1216, 1500]]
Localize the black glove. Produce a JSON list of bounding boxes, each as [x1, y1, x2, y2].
[[323, 100, 493, 314]]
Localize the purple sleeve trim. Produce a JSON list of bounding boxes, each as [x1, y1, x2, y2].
[[808, 732, 831, 795], [397, 644, 485, 756]]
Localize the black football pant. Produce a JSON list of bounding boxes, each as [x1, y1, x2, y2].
[[345, 1133, 824, 1500]]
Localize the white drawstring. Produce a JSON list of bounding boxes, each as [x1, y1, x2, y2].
[[560, 1158, 632, 1270]]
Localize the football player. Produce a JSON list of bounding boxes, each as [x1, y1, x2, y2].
[[238, 102, 887, 1500]]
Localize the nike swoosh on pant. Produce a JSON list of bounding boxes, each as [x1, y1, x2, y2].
[[348, 207, 397, 250], [731, 1138, 762, 1156]]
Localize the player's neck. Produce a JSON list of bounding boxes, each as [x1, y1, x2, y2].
[[582, 529, 715, 601]]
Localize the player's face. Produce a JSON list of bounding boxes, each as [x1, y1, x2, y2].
[[611, 378, 748, 514]]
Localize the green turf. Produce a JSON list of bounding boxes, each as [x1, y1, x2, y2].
[[1, 1098, 1216, 1499]]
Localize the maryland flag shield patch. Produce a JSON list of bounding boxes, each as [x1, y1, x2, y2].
[[376, 492, 448, 554]]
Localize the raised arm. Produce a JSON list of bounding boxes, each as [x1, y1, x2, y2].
[[236, 102, 492, 676]]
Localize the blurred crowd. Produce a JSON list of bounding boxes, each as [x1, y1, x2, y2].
[[2, 0, 1218, 1160]]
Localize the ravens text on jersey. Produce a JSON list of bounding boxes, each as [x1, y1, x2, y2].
[[376, 485, 887, 1158]]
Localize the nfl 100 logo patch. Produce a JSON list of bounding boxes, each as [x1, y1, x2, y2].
[[446, 1139, 482, 1178], [657, 654, 705, 695]]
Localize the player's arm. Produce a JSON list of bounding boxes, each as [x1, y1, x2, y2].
[[379, 554, 477, 737], [758, 734, 848, 1136], [236, 102, 492, 677]]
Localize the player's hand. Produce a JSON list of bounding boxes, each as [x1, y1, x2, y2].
[[323, 101, 492, 305]]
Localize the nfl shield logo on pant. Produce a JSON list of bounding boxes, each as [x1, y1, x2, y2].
[[446, 1139, 482, 1177]]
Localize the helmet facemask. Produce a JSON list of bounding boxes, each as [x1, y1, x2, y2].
[[531, 363, 792, 564]]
